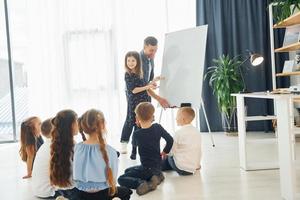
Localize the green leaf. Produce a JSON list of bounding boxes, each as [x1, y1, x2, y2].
[[269, 0, 300, 23], [205, 54, 243, 117]]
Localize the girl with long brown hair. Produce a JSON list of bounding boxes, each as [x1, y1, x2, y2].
[[19, 116, 44, 179], [50, 109, 79, 199], [120, 51, 157, 159], [74, 109, 132, 200]]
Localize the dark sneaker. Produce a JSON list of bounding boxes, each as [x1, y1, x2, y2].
[[136, 181, 155, 195], [149, 175, 160, 187], [158, 173, 165, 184], [130, 153, 136, 160]]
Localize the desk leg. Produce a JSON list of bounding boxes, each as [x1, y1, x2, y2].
[[275, 98, 296, 200], [236, 96, 247, 170]]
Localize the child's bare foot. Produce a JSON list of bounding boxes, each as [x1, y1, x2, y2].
[[22, 175, 32, 179], [56, 196, 68, 200]]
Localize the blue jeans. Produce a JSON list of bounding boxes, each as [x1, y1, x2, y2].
[[161, 156, 193, 176]]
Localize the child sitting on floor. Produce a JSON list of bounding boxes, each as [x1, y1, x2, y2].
[[19, 116, 44, 179], [32, 118, 57, 198], [73, 109, 132, 200], [118, 102, 173, 196], [161, 107, 202, 175]]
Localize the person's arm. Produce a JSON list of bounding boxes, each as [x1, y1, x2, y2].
[[159, 125, 174, 154], [169, 132, 179, 156], [147, 89, 170, 108], [126, 73, 156, 94], [132, 82, 156, 94], [153, 76, 165, 82], [110, 147, 119, 182], [23, 145, 35, 179]]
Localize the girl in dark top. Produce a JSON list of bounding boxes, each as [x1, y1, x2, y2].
[[19, 116, 44, 179], [120, 51, 157, 159]]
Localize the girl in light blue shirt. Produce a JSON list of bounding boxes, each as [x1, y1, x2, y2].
[[73, 109, 132, 200]]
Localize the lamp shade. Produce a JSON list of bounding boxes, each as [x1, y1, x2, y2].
[[250, 53, 264, 66]]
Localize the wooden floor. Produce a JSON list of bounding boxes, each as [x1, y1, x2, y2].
[[0, 132, 299, 200]]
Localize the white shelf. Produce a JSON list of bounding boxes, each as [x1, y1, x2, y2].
[[245, 115, 277, 121]]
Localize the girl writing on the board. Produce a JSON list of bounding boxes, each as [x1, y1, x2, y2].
[[120, 51, 158, 159]]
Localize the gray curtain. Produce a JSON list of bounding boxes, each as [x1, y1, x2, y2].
[[197, 0, 288, 131]]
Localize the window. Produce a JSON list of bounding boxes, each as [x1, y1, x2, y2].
[[0, 0, 17, 142], [64, 29, 115, 91]]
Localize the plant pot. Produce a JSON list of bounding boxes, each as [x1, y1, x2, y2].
[[225, 131, 238, 136], [221, 108, 238, 135]]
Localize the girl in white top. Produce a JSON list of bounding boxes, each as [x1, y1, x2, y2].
[[32, 118, 56, 198]]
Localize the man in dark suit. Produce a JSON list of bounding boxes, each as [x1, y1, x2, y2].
[[140, 36, 170, 108]]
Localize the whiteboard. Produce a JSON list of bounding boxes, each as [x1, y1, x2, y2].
[[159, 25, 208, 108]]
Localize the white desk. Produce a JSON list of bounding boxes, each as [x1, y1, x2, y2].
[[232, 92, 297, 200]]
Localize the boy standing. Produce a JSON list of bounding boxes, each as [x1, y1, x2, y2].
[[161, 107, 202, 175], [118, 102, 173, 195]]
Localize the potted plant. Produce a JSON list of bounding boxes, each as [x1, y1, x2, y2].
[[269, 0, 300, 23], [205, 55, 244, 135]]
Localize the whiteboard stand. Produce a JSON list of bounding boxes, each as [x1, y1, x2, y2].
[[171, 109, 176, 132], [158, 108, 176, 133], [201, 98, 215, 147], [196, 109, 200, 129]]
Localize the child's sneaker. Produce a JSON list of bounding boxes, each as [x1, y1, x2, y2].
[[120, 143, 127, 154], [130, 153, 136, 160]]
